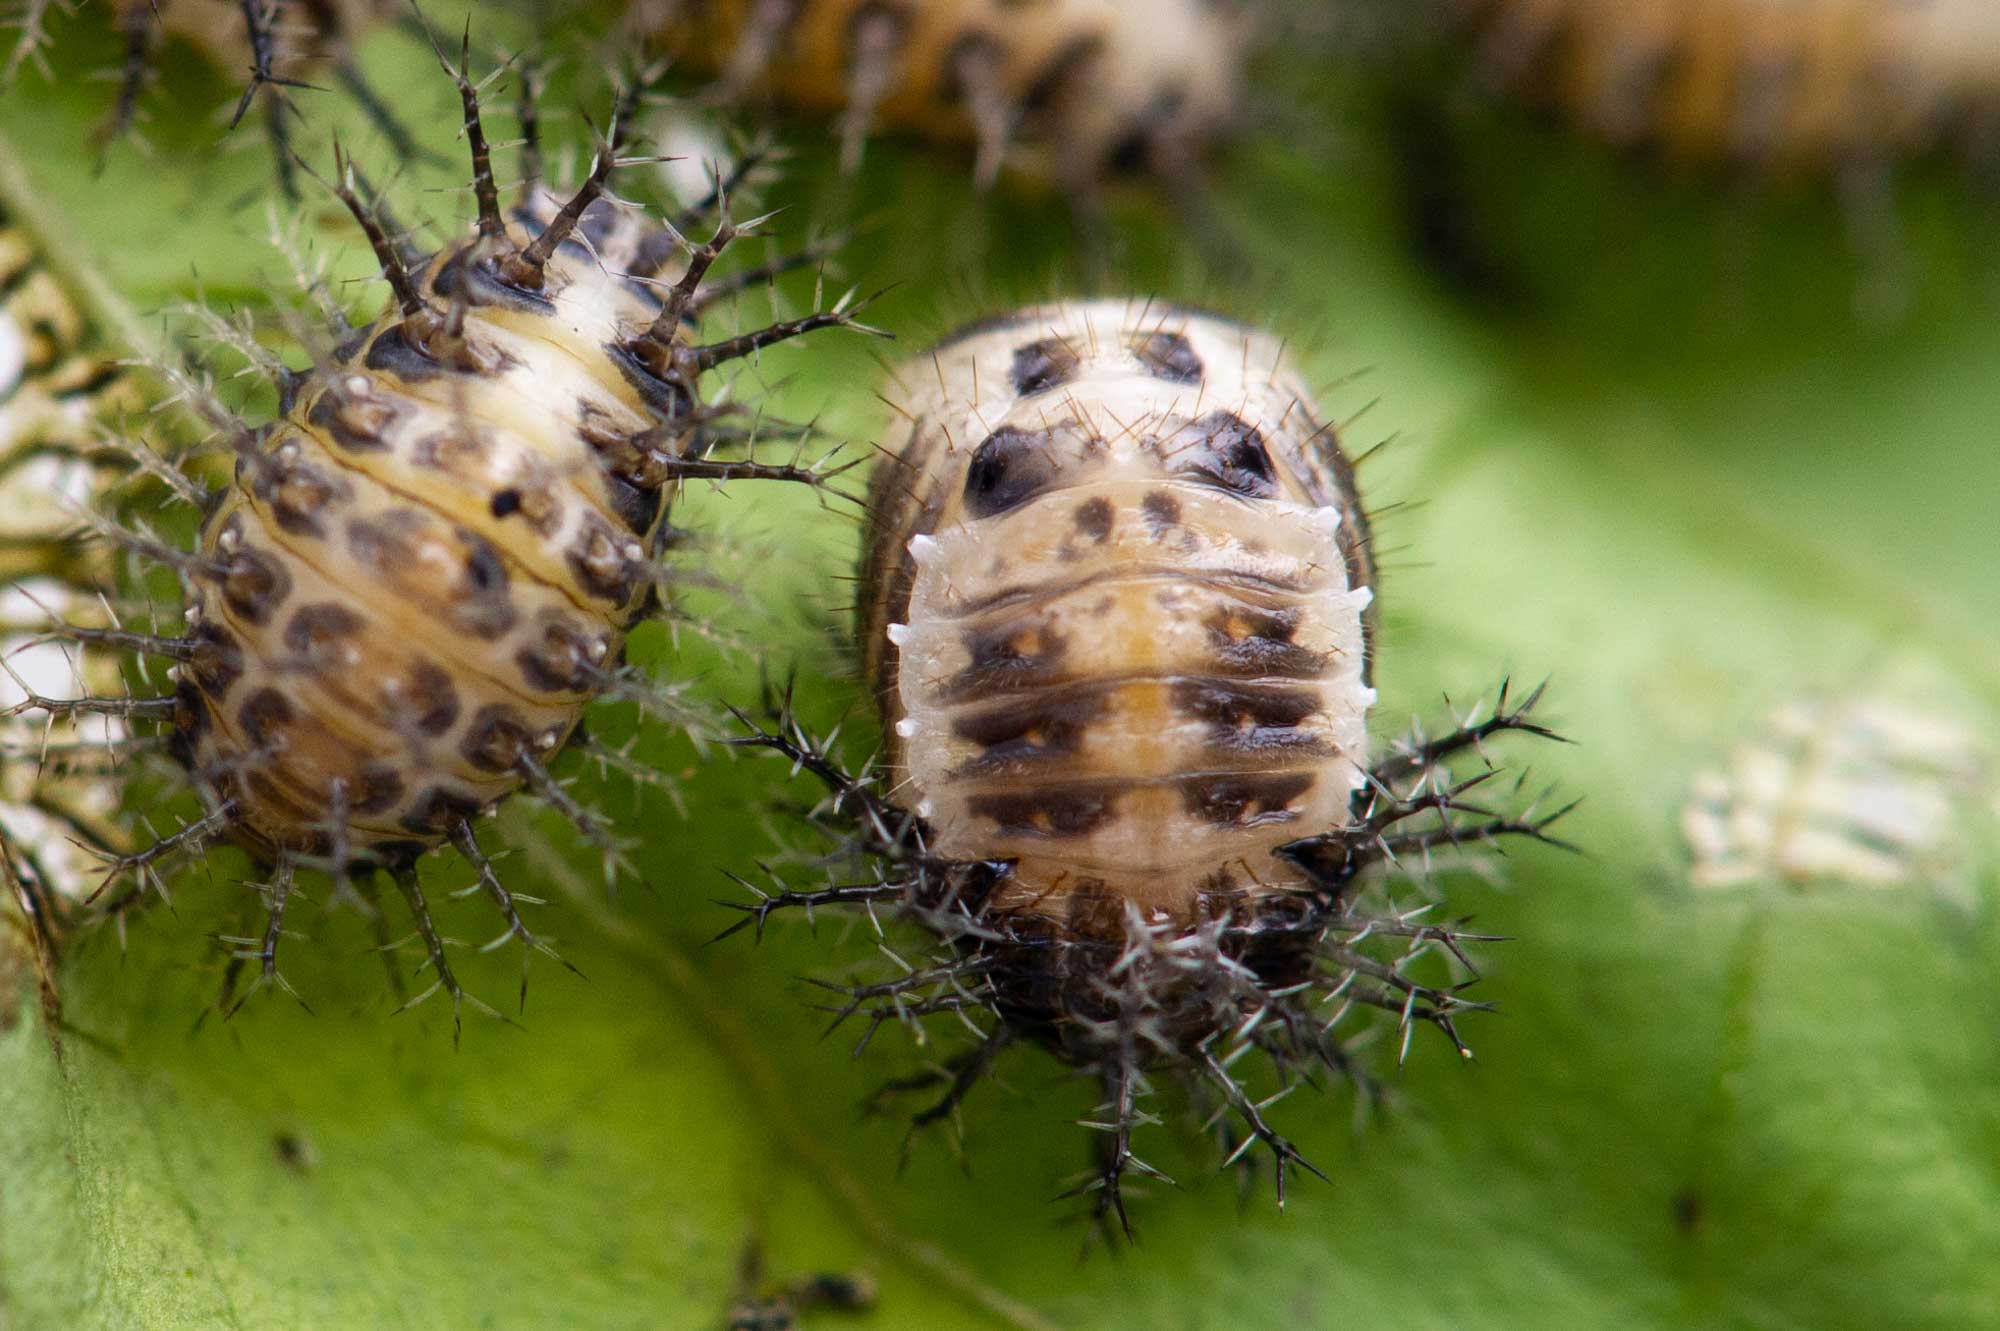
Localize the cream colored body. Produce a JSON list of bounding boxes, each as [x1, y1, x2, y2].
[[1475, 0, 2000, 160], [865, 302, 1375, 929]]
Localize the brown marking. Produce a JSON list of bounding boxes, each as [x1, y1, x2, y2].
[[1010, 337, 1079, 395], [942, 616, 1071, 700], [1140, 490, 1181, 531], [962, 426, 1059, 519], [1072, 496, 1113, 542], [219, 544, 291, 627], [307, 381, 405, 454], [1129, 330, 1202, 384], [399, 785, 485, 835], [460, 704, 532, 773], [186, 622, 244, 699], [283, 602, 364, 665], [350, 764, 406, 815], [399, 660, 461, 737], [237, 687, 295, 750], [1202, 604, 1328, 679], [1177, 772, 1315, 828], [1172, 679, 1325, 753], [1170, 412, 1275, 498], [515, 614, 603, 694], [566, 515, 640, 603], [950, 685, 1106, 776], [258, 453, 348, 538], [967, 784, 1122, 839]]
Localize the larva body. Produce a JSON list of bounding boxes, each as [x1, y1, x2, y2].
[[863, 301, 1377, 929], [740, 301, 1565, 1229], [7, 55, 873, 1023], [182, 200, 670, 861], [661, 0, 1245, 184], [1469, 0, 2000, 164]]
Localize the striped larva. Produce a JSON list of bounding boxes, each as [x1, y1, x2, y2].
[[0, 204, 140, 1030], [1464, 0, 2000, 168], [4, 49, 878, 1029], [651, 0, 1248, 189], [733, 300, 1571, 1230]]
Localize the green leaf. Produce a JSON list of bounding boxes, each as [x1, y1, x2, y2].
[[3, 9, 1997, 1330]]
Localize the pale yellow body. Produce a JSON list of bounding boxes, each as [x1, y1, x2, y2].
[[668, 0, 1243, 179], [864, 302, 1375, 930], [1475, 0, 2000, 161]]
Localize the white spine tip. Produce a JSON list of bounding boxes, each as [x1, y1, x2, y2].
[[907, 533, 940, 563], [885, 622, 912, 646], [894, 717, 919, 738]]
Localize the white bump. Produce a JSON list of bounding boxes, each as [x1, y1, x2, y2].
[[894, 717, 919, 738], [916, 798, 935, 819], [886, 623, 912, 647], [907, 533, 940, 564], [343, 374, 370, 394], [1350, 585, 1375, 611]]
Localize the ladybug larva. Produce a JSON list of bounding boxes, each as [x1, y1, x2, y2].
[[652, 0, 1247, 187], [1, 206, 139, 1031], [5, 0, 411, 198], [4, 49, 879, 1030], [733, 299, 1572, 1231], [1463, 0, 2000, 166]]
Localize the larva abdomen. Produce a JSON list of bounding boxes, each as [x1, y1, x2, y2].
[[663, 0, 1244, 183], [865, 301, 1377, 924]]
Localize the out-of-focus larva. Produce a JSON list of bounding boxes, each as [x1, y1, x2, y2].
[[653, 0, 1249, 188], [1464, 0, 2000, 168], [4, 45, 879, 1031], [1683, 690, 1997, 895], [732, 300, 1572, 1232], [0, 205, 140, 1033], [4, 0, 415, 198]]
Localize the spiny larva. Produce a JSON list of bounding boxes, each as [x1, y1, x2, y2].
[[0, 203, 141, 1031], [732, 300, 1573, 1232], [4, 0, 415, 198], [650, 0, 1248, 188], [1464, 0, 2000, 166], [4, 46, 880, 1031]]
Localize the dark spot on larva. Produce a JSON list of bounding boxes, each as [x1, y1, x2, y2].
[[400, 660, 460, 737], [256, 449, 347, 539], [350, 764, 405, 815], [171, 679, 211, 754], [1140, 490, 1181, 531], [967, 784, 1121, 839], [1178, 772, 1314, 828], [1010, 337, 1078, 395], [307, 380, 403, 454], [1072, 497, 1113, 542], [361, 324, 443, 382], [1203, 604, 1328, 678], [411, 425, 493, 480], [1021, 33, 1104, 112], [1672, 1189, 1704, 1237], [283, 602, 364, 664], [490, 489, 522, 518], [399, 785, 485, 835], [515, 614, 602, 694], [941, 617, 1070, 700], [605, 470, 662, 537], [1061, 880, 1126, 937], [219, 545, 291, 627], [1173, 412, 1276, 499], [566, 515, 640, 603], [1173, 680, 1325, 754], [460, 704, 532, 773], [372, 839, 430, 869], [453, 532, 518, 639], [237, 687, 294, 750], [186, 623, 243, 699], [963, 426, 1058, 519], [1130, 330, 1203, 384], [950, 688, 1107, 777]]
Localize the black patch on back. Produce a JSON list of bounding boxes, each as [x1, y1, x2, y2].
[[219, 542, 291, 627], [967, 785, 1121, 839], [1178, 772, 1315, 828], [1130, 330, 1202, 384], [1010, 337, 1078, 395], [962, 426, 1059, 519], [1140, 490, 1181, 531], [401, 660, 461, 737], [1072, 496, 1113, 542], [1172, 412, 1276, 498], [1172, 679, 1324, 754], [284, 602, 364, 664], [460, 704, 532, 773], [943, 618, 1070, 700], [1203, 604, 1328, 678]]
